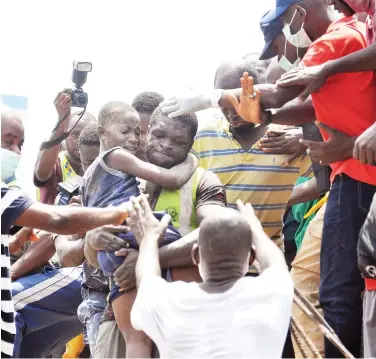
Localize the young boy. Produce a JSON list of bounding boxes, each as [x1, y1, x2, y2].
[[80, 101, 197, 358], [130, 195, 294, 358]]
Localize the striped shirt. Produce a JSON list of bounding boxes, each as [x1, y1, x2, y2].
[[192, 119, 312, 244], [1, 186, 33, 358]]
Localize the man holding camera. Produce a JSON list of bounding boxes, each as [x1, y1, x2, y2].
[[34, 89, 96, 205]]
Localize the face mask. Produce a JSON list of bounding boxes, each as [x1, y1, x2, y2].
[[278, 35, 301, 72], [282, 9, 312, 48], [1, 148, 21, 182]]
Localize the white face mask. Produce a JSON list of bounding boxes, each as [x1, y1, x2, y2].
[[282, 8, 312, 48], [278, 34, 301, 72], [1, 148, 21, 182]]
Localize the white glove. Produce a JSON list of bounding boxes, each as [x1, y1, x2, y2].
[[160, 90, 223, 118]]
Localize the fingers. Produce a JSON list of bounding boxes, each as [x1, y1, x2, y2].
[[104, 225, 130, 233], [276, 68, 302, 86], [283, 152, 301, 166], [241, 72, 254, 97], [236, 199, 245, 213], [299, 138, 321, 149], [160, 97, 176, 109], [315, 121, 336, 135], [159, 214, 172, 230], [114, 248, 131, 257], [299, 86, 313, 102], [264, 130, 286, 138]]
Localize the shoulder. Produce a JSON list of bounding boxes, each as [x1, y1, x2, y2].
[[303, 18, 367, 66], [1, 187, 33, 234]]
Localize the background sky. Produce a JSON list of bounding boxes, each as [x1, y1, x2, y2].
[[1, 0, 274, 197]]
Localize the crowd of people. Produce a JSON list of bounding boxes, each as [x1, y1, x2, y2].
[[1, 0, 376, 357]]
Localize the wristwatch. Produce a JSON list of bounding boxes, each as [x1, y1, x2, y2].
[[262, 110, 273, 125]]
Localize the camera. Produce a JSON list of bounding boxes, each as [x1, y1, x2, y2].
[[55, 175, 82, 206], [71, 61, 92, 108]]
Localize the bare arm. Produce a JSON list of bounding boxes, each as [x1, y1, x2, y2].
[[325, 42, 376, 75], [107, 149, 197, 190], [11, 231, 56, 281], [237, 200, 287, 272], [219, 84, 304, 110], [14, 202, 127, 235], [55, 234, 85, 267], [34, 90, 71, 184], [268, 97, 316, 126], [287, 177, 320, 208]]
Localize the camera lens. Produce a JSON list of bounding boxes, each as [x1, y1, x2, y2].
[[73, 92, 88, 107]]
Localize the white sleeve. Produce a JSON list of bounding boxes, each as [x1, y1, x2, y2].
[[131, 275, 169, 335]]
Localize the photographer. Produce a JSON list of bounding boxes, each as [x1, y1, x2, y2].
[[34, 89, 95, 204]]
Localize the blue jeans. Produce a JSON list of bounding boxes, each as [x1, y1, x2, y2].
[[320, 174, 376, 358], [11, 267, 83, 358]]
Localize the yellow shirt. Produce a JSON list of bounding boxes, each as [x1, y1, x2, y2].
[[192, 118, 312, 243]]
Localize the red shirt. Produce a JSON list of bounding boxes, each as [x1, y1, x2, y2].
[[302, 17, 376, 185]]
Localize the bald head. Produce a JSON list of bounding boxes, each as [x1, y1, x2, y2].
[[214, 59, 261, 90], [1, 112, 25, 154], [198, 209, 252, 266]]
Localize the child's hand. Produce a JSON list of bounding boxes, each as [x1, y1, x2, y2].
[[227, 72, 262, 124], [127, 194, 171, 246]]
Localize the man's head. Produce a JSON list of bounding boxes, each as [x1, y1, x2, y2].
[[214, 59, 262, 130], [146, 107, 197, 169], [98, 101, 141, 155], [132, 91, 164, 149], [262, 0, 337, 66], [340, 0, 373, 14], [1, 112, 24, 154], [78, 124, 100, 172], [243, 52, 272, 83], [1, 112, 24, 182], [65, 111, 96, 162], [192, 209, 253, 281]]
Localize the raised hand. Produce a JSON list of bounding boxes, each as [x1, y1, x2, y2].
[[277, 65, 329, 101], [227, 72, 262, 124], [127, 194, 171, 246], [160, 94, 212, 118], [54, 89, 72, 120]]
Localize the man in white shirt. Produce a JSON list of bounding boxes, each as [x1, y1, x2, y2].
[[129, 195, 293, 358]]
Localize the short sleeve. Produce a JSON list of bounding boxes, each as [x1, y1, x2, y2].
[[131, 275, 170, 334], [1, 187, 33, 234], [195, 170, 227, 209], [298, 154, 313, 178]]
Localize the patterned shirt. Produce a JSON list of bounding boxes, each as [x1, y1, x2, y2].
[[192, 119, 312, 243], [1, 186, 33, 358]]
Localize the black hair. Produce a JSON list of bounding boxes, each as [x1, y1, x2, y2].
[[78, 124, 100, 147], [214, 59, 261, 87], [132, 91, 165, 114], [151, 107, 198, 140], [98, 101, 137, 128]]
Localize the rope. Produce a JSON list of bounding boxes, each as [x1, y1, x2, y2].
[[291, 316, 322, 358], [293, 288, 355, 358]]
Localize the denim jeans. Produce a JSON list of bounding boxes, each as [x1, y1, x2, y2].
[[320, 174, 376, 358]]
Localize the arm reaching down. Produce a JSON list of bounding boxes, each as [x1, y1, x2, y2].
[[106, 149, 198, 190]]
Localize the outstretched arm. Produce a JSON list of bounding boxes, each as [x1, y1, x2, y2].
[[106, 149, 197, 190]]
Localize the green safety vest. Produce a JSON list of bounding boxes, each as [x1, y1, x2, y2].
[[153, 167, 205, 236]]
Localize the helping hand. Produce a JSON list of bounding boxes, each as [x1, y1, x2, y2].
[[300, 122, 355, 165], [127, 194, 171, 246], [86, 225, 129, 252], [227, 72, 262, 124], [277, 65, 329, 101], [160, 94, 212, 118], [353, 123, 376, 165], [260, 129, 305, 165]]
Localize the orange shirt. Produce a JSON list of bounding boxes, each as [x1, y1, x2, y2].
[[302, 17, 376, 186]]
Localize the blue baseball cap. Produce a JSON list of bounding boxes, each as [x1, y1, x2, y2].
[[259, 11, 284, 60], [261, 0, 301, 24]]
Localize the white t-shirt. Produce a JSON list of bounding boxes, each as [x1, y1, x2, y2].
[[131, 267, 293, 358]]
